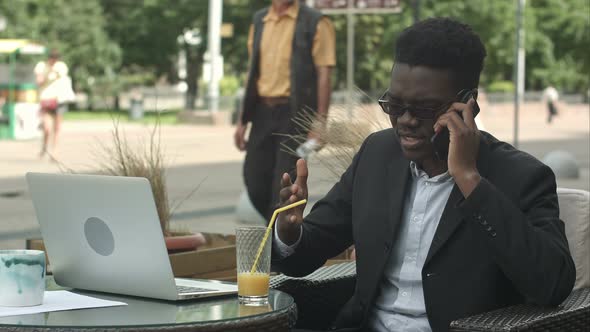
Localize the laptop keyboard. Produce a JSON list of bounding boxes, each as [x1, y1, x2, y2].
[[176, 285, 215, 294]]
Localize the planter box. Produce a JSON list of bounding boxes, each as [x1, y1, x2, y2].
[[26, 233, 238, 282], [26, 234, 353, 283], [169, 233, 237, 281]]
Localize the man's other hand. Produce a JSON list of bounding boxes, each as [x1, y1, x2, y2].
[[234, 123, 248, 151], [277, 159, 308, 245]]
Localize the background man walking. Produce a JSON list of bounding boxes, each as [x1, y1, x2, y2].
[[234, 0, 335, 222]]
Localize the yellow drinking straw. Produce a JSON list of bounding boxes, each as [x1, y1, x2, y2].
[[249, 199, 307, 274]]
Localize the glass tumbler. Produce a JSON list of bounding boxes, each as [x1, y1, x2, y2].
[[236, 226, 271, 306]]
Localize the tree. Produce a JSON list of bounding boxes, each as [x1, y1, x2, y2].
[[221, 0, 588, 96], [395, 0, 588, 93], [420, 0, 517, 88], [527, 0, 589, 92], [5, 0, 586, 108], [101, 0, 208, 109], [221, 0, 267, 79], [0, 0, 122, 107]]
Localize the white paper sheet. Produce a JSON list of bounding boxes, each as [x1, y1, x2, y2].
[[0, 291, 127, 317]]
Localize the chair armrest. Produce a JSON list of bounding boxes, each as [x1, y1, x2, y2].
[[270, 262, 590, 331], [450, 287, 590, 331], [270, 262, 356, 330]]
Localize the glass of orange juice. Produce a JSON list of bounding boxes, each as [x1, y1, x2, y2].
[[236, 226, 271, 306]]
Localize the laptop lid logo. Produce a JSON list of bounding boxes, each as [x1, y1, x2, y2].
[[84, 217, 115, 256]]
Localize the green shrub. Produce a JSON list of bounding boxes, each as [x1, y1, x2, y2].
[[487, 81, 515, 93], [197, 76, 241, 99], [219, 76, 241, 96]]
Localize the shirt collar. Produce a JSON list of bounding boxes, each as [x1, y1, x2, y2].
[[409, 161, 453, 183], [264, 1, 299, 22]]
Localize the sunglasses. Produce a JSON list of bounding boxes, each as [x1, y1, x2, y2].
[[378, 91, 464, 120]]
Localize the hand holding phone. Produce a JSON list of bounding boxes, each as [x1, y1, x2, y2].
[[431, 89, 480, 161]]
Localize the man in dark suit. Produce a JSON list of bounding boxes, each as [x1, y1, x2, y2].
[[271, 18, 575, 331]]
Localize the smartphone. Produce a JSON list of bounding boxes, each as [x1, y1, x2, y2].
[[431, 89, 480, 161]]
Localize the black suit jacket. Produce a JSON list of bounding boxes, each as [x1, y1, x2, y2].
[[273, 129, 575, 331]]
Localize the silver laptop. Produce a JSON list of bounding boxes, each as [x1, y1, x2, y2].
[[26, 172, 238, 301]]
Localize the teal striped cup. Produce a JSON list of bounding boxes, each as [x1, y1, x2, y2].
[[0, 250, 46, 307]]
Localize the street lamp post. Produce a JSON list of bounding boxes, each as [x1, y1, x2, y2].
[[514, 0, 526, 148], [207, 0, 223, 113]]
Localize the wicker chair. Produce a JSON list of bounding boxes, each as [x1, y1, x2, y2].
[[270, 188, 590, 331], [271, 262, 590, 331], [270, 262, 356, 330]]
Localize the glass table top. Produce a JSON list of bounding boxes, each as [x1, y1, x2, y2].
[[0, 277, 294, 328]]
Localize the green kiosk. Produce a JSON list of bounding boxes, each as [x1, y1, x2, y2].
[[0, 39, 46, 140]]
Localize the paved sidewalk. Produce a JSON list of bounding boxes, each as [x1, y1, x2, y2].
[[0, 102, 588, 249]]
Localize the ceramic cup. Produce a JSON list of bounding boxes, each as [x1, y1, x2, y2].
[[0, 250, 46, 307]]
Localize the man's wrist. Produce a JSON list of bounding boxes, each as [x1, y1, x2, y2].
[[277, 218, 302, 245], [455, 169, 481, 198], [274, 219, 302, 257]]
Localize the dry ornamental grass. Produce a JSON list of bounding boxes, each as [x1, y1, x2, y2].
[[96, 118, 172, 235], [282, 89, 390, 179]]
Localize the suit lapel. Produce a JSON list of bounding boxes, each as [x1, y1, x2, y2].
[[425, 137, 492, 265], [424, 184, 463, 265], [369, 135, 409, 284], [386, 145, 410, 240], [359, 132, 409, 313]]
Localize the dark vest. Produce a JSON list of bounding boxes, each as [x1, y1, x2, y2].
[[241, 4, 323, 125]]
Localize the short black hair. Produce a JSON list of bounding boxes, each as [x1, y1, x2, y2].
[[394, 18, 486, 89]]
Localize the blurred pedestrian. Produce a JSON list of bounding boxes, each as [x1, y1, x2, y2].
[[234, 0, 335, 222], [542, 85, 559, 123], [34, 49, 75, 159]]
